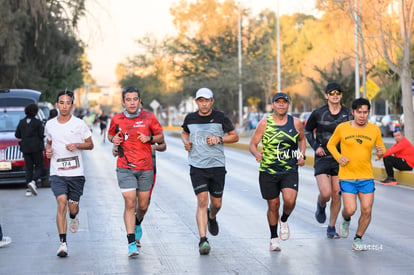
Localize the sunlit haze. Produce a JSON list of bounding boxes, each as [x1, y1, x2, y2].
[[79, 0, 318, 86]]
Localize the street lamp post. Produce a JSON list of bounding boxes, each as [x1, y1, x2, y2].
[[277, 0, 281, 92], [238, 2, 243, 127], [354, 0, 360, 98]]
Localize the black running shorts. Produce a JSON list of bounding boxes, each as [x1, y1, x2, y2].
[[314, 157, 339, 176], [190, 166, 226, 198], [259, 172, 298, 200]]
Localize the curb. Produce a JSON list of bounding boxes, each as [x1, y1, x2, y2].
[[225, 142, 414, 188], [166, 130, 414, 188]]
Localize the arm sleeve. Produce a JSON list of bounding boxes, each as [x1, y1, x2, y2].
[[304, 112, 320, 151], [181, 115, 190, 133], [108, 117, 116, 136], [150, 114, 163, 135], [383, 140, 405, 158], [374, 129, 386, 156], [15, 121, 22, 139], [222, 115, 235, 133], [326, 126, 342, 161], [39, 121, 45, 139]]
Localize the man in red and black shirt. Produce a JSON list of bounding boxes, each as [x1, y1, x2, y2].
[[108, 86, 164, 257]]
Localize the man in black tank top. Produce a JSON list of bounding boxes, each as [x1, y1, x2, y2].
[[250, 92, 306, 252], [305, 82, 352, 239]]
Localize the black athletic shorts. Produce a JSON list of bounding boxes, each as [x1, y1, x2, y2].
[[314, 157, 339, 176], [50, 175, 85, 202], [190, 166, 226, 198], [259, 172, 298, 200]]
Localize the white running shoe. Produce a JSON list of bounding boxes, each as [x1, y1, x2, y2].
[[69, 217, 79, 233], [339, 217, 350, 238], [279, 220, 290, 241], [28, 180, 38, 196], [0, 236, 12, 248], [269, 237, 281, 251], [25, 189, 32, 197], [57, 242, 68, 257]]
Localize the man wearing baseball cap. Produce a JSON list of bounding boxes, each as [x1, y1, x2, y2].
[[181, 87, 239, 255], [305, 82, 353, 239], [380, 127, 414, 185], [249, 91, 306, 251]]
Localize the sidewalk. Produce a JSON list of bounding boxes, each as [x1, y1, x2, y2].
[[227, 133, 414, 188]]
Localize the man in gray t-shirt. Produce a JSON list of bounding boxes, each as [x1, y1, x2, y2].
[[181, 88, 239, 255]]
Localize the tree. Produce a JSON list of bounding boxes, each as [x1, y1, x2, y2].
[[0, 0, 87, 102], [308, 58, 356, 108], [318, 0, 414, 142], [376, 0, 414, 143]]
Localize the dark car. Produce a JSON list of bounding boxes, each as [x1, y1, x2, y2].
[[38, 101, 55, 120], [0, 89, 50, 186], [0, 89, 41, 107]]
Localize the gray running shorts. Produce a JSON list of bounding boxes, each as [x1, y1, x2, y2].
[[116, 168, 153, 191], [50, 175, 85, 202]]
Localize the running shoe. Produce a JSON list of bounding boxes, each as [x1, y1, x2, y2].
[[269, 237, 281, 251], [279, 220, 290, 241], [207, 208, 219, 236], [57, 242, 68, 257], [25, 189, 32, 197], [327, 226, 340, 239], [352, 238, 367, 251], [128, 242, 139, 257], [28, 180, 38, 196], [135, 224, 143, 243], [199, 239, 211, 255], [0, 236, 12, 248], [69, 217, 79, 233], [380, 178, 397, 185], [315, 201, 326, 223], [136, 240, 141, 247], [338, 217, 350, 238]]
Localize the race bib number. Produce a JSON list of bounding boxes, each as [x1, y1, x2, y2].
[[57, 156, 80, 171]]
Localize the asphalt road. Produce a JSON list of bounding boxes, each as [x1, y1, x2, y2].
[[0, 130, 413, 274]]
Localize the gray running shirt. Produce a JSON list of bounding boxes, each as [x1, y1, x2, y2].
[[182, 110, 235, 168]]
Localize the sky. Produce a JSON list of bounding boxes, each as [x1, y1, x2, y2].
[[78, 0, 318, 86]]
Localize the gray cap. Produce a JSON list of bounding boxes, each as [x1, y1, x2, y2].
[[272, 92, 291, 103]]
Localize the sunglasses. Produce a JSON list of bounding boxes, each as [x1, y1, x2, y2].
[[328, 90, 342, 96]]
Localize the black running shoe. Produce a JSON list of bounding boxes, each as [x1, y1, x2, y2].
[[315, 202, 326, 223], [207, 208, 219, 236], [199, 238, 211, 255]]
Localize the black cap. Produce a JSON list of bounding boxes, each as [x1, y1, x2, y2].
[[325, 82, 342, 94], [272, 92, 291, 103]]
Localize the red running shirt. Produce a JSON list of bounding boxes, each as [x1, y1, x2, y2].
[[108, 110, 163, 170]]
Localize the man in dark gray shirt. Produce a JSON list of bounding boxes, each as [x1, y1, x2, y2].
[[305, 82, 352, 239], [181, 88, 239, 255]]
